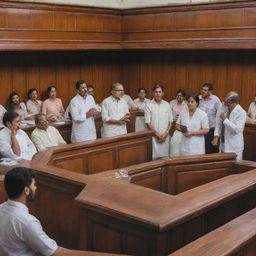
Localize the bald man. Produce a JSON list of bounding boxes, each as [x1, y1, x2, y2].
[[212, 91, 246, 160]]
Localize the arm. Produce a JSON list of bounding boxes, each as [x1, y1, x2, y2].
[[223, 111, 247, 134], [55, 129, 66, 145], [24, 131, 37, 158], [31, 131, 46, 152]]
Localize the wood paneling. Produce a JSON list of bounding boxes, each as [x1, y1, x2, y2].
[[243, 123, 256, 161], [0, 175, 7, 203]]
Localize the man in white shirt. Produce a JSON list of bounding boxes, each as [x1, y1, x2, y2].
[[133, 88, 151, 132], [101, 83, 130, 138], [247, 94, 256, 122], [70, 80, 100, 143], [145, 85, 173, 160], [31, 114, 66, 152], [212, 91, 246, 160], [0, 167, 105, 256], [0, 104, 6, 128], [199, 83, 221, 154], [0, 111, 36, 161]]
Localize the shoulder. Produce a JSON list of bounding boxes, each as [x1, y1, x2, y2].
[[211, 94, 221, 102], [197, 108, 207, 117], [43, 99, 49, 104], [56, 98, 62, 103]]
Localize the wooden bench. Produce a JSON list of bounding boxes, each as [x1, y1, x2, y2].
[[169, 207, 256, 256]]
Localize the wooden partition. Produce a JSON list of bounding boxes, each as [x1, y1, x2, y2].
[[244, 123, 256, 161], [33, 131, 153, 175], [0, 175, 7, 203]]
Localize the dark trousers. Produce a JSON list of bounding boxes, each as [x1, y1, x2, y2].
[[205, 127, 219, 154]]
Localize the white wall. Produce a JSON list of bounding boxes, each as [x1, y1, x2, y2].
[[10, 0, 232, 9]]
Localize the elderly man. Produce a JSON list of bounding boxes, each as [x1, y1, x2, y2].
[[0, 167, 111, 256], [101, 82, 130, 138], [145, 85, 173, 160], [212, 91, 246, 160], [199, 83, 221, 154], [31, 114, 66, 152], [0, 111, 36, 161], [70, 80, 100, 143]]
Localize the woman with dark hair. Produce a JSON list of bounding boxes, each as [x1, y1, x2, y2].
[[42, 86, 64, 122], [26, 88, 42, 116], [176, 94, 209, 156], [8, 92, 31, 120]]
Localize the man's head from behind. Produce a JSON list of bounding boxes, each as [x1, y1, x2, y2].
[[4, 167, 37, 202], [35, 114, 48, 130]]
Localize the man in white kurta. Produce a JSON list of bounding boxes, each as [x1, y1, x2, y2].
[[101, 83, 130, 138], [145, 85, 173, 160], [31, 114, 66, 152], [133, 88, 151, 132], [247, 95, 256, 122], [0, 104, 6, 128], [0, 112, 36, 161], [213, 92, 246, 160], [70, 80, 100, 143]]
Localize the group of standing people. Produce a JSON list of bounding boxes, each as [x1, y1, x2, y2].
[[0, 80, 252, 161]]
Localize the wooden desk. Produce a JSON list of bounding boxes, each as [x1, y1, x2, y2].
[[243, 122, 256, 161]]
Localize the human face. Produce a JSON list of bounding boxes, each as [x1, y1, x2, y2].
[[78, 83, 87, 97], [111, 85, 124, 99], [37, 115, 48, 130], [153, 88, 164, 102], [176, 93, 184, 103], [49, 87, 57, 99], [30, 90, 38, 101], [7, 116, 20, 130], [201, 86, 211, 99], [26, 178, 37, 202], [138, 90, 146, 100], [87, 87, 94, 96], [187, 97, 198, 111], [12, 94, 20, 104]]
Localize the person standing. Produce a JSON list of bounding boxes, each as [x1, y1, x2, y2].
[[145, 85, 173, 160], [133, 88, 150, 132], [212, 91, 246, 160], [176, 94, 209, 156], [198, 83, 221, 154], [70, 80, 100, 143], [101, 83, 130, 138]]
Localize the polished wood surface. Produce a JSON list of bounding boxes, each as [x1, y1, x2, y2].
[[243, 122, 256, 161], [169, 207, 256, 256], [0, 175, 7, 203]]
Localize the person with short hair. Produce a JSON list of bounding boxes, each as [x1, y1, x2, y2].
[[176, 94, 209, 156], [247, 94, 256, 123], [42, 86, 64, 122], [199, 83, 221, 154], [0, 167, 107, 256], [145, 85, 173, 159], [133, 88, 150, 132], [70, 80, 100, 143], [212, 91, 246, 160], [0, 111, 36, 160], [26, 88, 42, 116], [31, 114, 66, 152], [101, 82, 130, 138]]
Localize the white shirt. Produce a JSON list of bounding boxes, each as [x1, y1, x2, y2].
[[122, 94, 137, 109], [199, 94, 221, 128], [248, 102, 256, 120], [177, 108, 209, 156], [215, 104, 246, 157], [0, 105, 6, 128], [0, 128, 36, 160], [0, 199, 58, 256], [145, 99, 173, 159], [70, 94, 97, 143], [101, 96, 129, 138], [133, 97, 150, 132], [31, 126, 66, 152]]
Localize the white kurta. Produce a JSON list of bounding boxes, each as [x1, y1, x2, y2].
[[0, 105, 6, 128], [214, 104, 246, 160], [177, 108, 209, 156], [0, 127, 36, 160], [31, 126, 66, 152], [145, 99, 173, 159], [101, 96, 129, 138], [248, 102, 256, 120], [70, 94, 97, 143], [133, 98, 150, 132]]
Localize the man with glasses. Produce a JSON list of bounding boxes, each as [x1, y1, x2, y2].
[[101, 82, 130, 138], [212, 91, 246, 160], [199, 83, 221, 154], [0, 111, 36, 160], [31, 114, 66, 152]]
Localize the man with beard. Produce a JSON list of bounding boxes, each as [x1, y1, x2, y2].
[[0, 167, 106, 256]]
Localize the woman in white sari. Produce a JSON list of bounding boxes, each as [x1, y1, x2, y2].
[[176, 94, 209, 156]]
